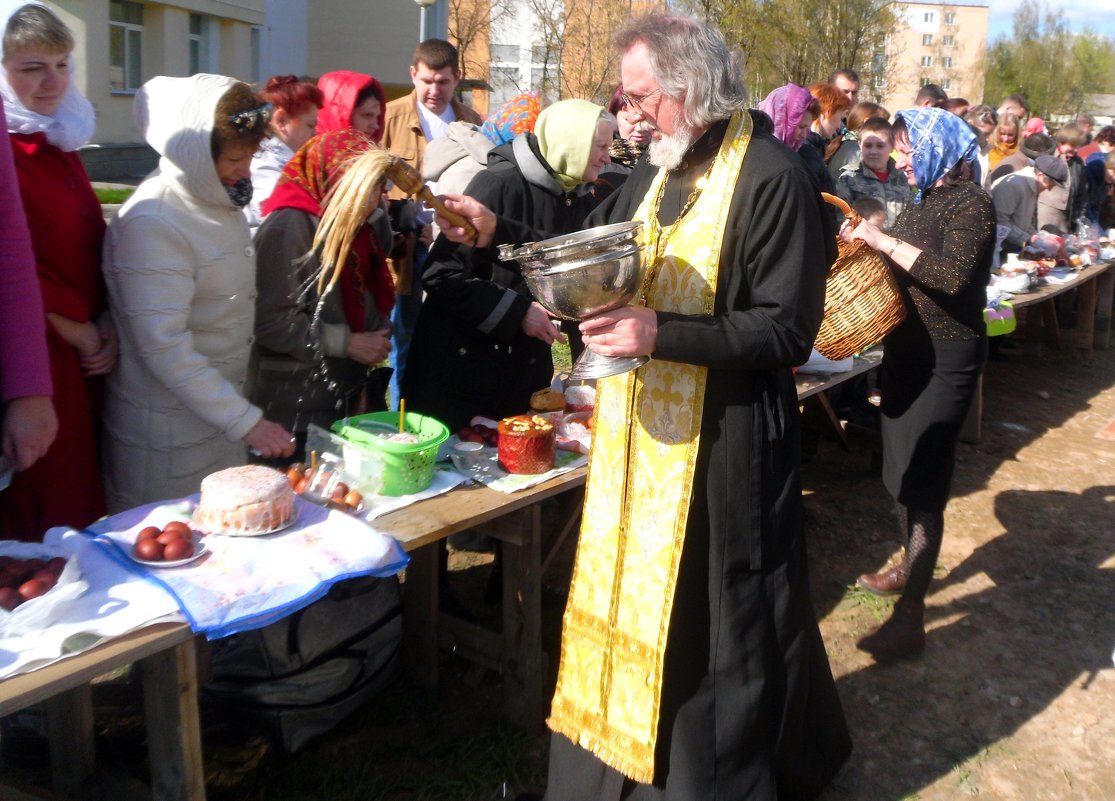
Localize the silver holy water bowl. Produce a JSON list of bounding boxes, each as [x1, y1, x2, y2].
[[499, 221, 647, 380]]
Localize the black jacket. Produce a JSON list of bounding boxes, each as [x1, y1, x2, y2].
[[404, 134, 599, 429]]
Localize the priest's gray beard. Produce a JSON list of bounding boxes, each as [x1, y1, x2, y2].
[[647, 120, 698, 170]]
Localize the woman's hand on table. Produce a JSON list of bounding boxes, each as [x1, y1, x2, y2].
[[244, 419, 296, 459], [347, 326, 392, 366], [580, 306, 658, 357], [521, 302, 567, 345]]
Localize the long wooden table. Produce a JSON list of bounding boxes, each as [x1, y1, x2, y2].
[[0, 623, 204, 801], [0, 354, 902, 797], [378, 468, 586, 731], [1009, 261, 1113, 353]]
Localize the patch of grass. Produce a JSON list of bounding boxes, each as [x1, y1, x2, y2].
[[215, 654, 549, 801], [840, 583, 894, 622], [552, 339, 571, 373], [95, 186, 135, 204]]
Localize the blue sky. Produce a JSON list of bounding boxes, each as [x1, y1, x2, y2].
[[987, 0, 1115, 40]]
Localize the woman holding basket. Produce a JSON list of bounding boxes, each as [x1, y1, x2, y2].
[[841, 107, 994, 660]]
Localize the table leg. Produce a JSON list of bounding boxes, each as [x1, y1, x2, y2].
[[44, 685, 94, 799], [1093, 271, 1113, 350], [402, 543, 439, 689], [1066, 277, 1097, 353], [498, 506, 544, 731], [1041, 298, 1061, 349], [140, 639, 206, 801]]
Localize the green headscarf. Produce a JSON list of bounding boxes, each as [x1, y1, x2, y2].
[[534, 99, 609, 191]]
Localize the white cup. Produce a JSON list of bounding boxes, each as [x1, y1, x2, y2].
[[450, 441, 486, 473], [1006, 252, 1020, 265]]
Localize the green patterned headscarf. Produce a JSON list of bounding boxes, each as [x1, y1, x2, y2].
[[534, 99, 608, 191]]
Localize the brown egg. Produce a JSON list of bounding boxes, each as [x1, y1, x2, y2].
[[135, 539, 164, 561], [343, 490, 363, 510], [32, 570, 57, 589], [137, 525, 161, 542], [6, 561, 30, 581], [287, 463, 306, 488], [162, 539, 195, 561], [17, 579, 49, 600], [0, 587, 20, 610], [46, 556, 67, 574], [163, 521, 191, 536], [156, 530, 185, 546], [294, 477, 309, 494], [24, 558, 45, 573], [0, 572, 13, 590], [333, 482, 349, 498]]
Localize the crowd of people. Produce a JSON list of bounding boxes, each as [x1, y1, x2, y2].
[[2, 1, 1114, 797]]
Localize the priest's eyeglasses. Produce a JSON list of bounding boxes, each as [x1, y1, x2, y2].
[[621, 88, 662, 117]]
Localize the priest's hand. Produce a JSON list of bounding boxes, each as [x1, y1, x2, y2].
[[434, 194, 497, 248], [580, 306, 658, 357]]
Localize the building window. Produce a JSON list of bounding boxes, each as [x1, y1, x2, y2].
[[923, 11, 935, 23], [187, 14, 216, 76], [942, 56, 953, 68], [922, 34, 933, 46], [920, 56, 932, 67], [109, 0, 143, 92], [490, 44, 519, 64], [943, 79, 952, 91], [943, 34, 954, 47], [250, 26, 262, 83], [945, 12, 956, 24]]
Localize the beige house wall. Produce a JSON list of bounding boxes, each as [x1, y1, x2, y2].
[[882, 1, 987, 113], [47, 1, 264, 144], [305, 0, 419, 97]]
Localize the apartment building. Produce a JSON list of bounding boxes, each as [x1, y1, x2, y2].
[[879, 0, 988, 111], [39, 1, 436, 177]]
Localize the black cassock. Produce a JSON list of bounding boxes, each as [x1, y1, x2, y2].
[[541, 119, 853, 801]]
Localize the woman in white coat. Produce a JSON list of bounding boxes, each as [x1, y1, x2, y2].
[[103, 74, 294, 511]]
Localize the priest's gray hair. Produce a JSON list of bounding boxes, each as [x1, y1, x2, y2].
[[614, 15, 747, 131]]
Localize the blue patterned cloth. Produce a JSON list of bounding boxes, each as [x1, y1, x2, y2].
[[894, 107, 978, 204]]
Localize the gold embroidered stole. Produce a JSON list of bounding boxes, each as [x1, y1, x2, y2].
[[547, 112, 753, 783]]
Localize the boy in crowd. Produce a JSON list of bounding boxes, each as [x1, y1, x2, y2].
[[835, 117, 912, 228]]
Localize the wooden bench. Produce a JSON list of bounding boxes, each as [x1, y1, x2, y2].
[[0, 622, 204, 801]]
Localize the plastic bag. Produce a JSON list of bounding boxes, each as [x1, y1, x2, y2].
[[0, 541, 87, 637], [985, 300, 1017, 337]]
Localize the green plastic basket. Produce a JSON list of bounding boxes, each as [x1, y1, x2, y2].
[[332, 411, 449, 496]]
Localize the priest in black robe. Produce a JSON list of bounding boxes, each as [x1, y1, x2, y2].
[[435, 15, 852, 800]]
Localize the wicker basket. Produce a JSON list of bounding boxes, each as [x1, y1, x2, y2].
[[813, 193, 907, 360]]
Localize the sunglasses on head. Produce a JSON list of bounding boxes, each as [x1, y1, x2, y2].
[[231, 103, 273, 132]]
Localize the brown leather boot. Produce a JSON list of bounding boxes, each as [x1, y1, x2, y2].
[[857, 564, 907, 596], [856, 599, 925, 660]]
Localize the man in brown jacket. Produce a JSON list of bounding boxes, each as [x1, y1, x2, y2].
[[382, 39, 482, 407]]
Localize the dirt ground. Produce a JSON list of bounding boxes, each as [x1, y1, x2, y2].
[[8, 342, 1112, 801], [802, 342, 1115, 801]]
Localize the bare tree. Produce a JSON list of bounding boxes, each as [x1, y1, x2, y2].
[[449, 0, 515, 90]]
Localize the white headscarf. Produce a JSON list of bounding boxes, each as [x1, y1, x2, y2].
[[0, 0, 95, 151]]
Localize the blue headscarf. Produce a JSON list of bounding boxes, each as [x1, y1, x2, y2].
[[894, 107, 978, 204]]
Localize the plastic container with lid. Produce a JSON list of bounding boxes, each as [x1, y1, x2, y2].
[[332, 411, 449, 496]]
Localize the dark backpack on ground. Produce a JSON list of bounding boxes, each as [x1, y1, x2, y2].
[[202, 575, 403, 754]]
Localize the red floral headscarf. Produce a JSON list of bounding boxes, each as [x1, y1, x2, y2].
[[261, 130, 394, 321]]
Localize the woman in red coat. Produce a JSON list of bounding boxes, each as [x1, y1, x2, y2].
[[0, 4, 115, 539]]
